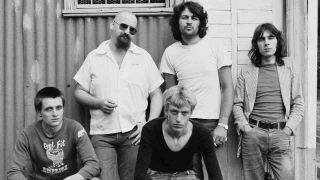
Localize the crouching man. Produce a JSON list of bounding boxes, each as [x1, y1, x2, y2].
[[134, 85, 223, 180], [7, 87, 100, 180]]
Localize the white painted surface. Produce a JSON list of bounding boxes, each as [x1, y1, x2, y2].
[[208, 24, 232, 37], [208, 10, 232, 24], [237, 0, 272, 10], [237, 10, 273, 24]]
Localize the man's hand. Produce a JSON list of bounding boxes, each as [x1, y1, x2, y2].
[[241, 124, 253, 133], [128, 122, 145, 146], [213, 125, 227, 147], [283, 126, 292, 136], [64, 173, 85, 180], [98, 99, 117, 114]]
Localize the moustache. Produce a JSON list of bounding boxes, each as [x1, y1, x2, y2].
[[119, 33, 130, 40]]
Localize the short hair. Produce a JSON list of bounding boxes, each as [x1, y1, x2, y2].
[[248, 23, 287, 67], [34, 87, 65, 112], [163, 85, 197, 114], [170, 1, 208, 41]]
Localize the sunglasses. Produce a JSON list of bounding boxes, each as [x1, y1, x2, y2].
[[113, 21, 137, 35]]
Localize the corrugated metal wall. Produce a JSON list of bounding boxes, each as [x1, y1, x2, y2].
[[0, 0, 175, 178], [2, 0, 313, 180]]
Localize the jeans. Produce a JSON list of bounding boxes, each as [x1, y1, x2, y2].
[[190, 119, 225, 180], [241, 126, 293, 180], [91, 126, 139, 180], [147, 169, 199, 180]]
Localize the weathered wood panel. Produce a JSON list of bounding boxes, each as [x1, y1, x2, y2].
[[287, 0, 318, 180], [237, 0, 272, 10], [210, 38, 232, 51], [208, 24, 232, 37], [202, 0, 231, 10], [237, 51, 251, 65], [208, 11, 231, 24], [0, 1, 175, 179], [237, 24, 259, 37], [237, 10, 273, 24], [237, 38, 251, 51]]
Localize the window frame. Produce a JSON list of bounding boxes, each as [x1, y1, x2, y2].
[[62, 0, 176, 17]]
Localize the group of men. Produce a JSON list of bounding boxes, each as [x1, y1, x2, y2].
[[7, 1, 304, 180]]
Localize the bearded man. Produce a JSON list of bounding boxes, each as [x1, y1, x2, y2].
[[73, 11, 163, 180]]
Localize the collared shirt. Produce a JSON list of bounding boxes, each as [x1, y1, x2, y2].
[[160, 37, 231, 119], [74, 40, 163, 134]]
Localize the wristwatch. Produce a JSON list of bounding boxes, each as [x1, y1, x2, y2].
[[218, 123, 228, 130]]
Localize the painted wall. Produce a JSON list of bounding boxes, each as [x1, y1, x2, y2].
[[0, 0, 175, 178]]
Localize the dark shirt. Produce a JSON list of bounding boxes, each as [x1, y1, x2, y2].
[[134, 117, 222, 180], [250, 64, 286, 123], [7, 118, 100, 180]]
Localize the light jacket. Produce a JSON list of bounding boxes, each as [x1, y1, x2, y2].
[[233, 63, 304, 157]]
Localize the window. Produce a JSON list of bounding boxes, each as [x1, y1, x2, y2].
[[63, 0, 174, 16], [78, 0, 166, 8]]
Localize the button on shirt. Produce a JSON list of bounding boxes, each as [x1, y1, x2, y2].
[[74, 40, 163, 135]]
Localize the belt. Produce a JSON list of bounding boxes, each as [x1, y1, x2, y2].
[[249, 119, 286, 130]]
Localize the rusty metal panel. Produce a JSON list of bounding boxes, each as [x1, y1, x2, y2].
[[0, 0, 174, 178]]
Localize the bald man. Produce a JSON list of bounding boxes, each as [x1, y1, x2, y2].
[[73, 11, 164, 180]]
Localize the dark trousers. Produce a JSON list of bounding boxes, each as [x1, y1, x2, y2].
[[190, 118, 226, 180]]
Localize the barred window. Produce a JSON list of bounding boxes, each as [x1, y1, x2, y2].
[[78, 0, 166, 7], [63, 0, 174, 16]]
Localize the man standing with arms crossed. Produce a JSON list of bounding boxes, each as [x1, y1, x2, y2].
[[160, 1, 234, 179], [73, 11, 163, 180]]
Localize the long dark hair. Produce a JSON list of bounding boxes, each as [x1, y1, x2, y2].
[[248, 23, 287, 67], [170, 1, 208, 41]]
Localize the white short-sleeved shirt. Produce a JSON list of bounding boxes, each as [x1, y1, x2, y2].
[[74, 40, 163, 134], [160, 37, 231, 119]]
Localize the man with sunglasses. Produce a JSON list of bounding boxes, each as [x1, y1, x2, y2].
[[73, 11, 163, 180]]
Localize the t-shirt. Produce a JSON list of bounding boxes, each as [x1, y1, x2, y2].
[[250, 64, 285, 123], [160, 37, 232, 119], [134, 118, 222, 180], [7, 118, 100, 180]]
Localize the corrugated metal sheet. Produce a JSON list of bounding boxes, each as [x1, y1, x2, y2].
[[0, 0, 174, 178], [2, 0, 313, 180]]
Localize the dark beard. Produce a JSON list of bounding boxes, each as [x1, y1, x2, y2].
[[115, 33, 131, 50]]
